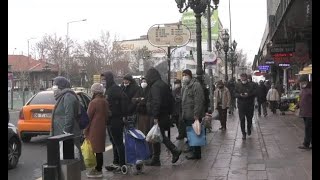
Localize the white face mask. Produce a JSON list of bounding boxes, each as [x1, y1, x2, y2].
[[101, 80, 106, 87], [241, 80, 247, 84], [182, 76, 191, 84], [301, 83, 307, 88], [124, 83, 129, 87], [174, 84, 181, 89], [52, 85, 61, 96], [141, 82, 148, 89]]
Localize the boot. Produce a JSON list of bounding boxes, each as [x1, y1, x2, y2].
[[171, 148, 182, 163], [186, 147, 201, 160], [145, 156, 161, 166]]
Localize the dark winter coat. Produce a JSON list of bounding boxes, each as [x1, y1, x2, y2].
[[102, 71, 128, 127], [121, 75, 140, 116], [145, 68, 172, 130], [172, 87, 182, 117], [256, 84, 268, 103], [133, 87, 151, 135], [234, 82, 255, 107], [181, 78, 205, 121], [85, 94, 109, 153], [298, 84, 312, 118]]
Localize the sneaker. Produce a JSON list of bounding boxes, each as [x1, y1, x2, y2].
[[86, 169, 103, 178], [105, 163, 120, 171]]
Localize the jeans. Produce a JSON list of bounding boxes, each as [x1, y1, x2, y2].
[[238, 104, 254, 135], [95, 153, 103, 172], [107, 126, 125, 166], [303, 117, 312, 147]]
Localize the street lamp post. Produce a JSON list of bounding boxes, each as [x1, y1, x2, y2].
[[215, 29, 237, 82], [66, 19, 87, 80], [175, 0, 219, 84]]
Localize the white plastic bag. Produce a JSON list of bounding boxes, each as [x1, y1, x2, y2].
[[59, 141, 80, 160], [146, 124, 163, 143], [192, 119, 201, 135]]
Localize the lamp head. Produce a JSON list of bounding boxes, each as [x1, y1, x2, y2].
[[232, 40, 237, 49]]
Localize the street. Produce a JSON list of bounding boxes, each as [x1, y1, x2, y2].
[[9, 109, 312, 180]]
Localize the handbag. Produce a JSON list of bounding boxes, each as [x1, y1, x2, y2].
[[186, 125, 206, 146]]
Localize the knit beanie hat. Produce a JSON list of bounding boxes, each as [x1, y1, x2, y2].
[[91, 83, 104, 94], [182, 69, 192, 78]]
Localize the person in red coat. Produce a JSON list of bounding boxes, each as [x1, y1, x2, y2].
[[85, 83, 109, 178]]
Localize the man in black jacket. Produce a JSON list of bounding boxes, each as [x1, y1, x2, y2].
[[256, 80, 268, 117], [234, 73, 255, 140], [145, 68, 181, 166], [101, 71, 128, 172], [172, 79, 185, 140]]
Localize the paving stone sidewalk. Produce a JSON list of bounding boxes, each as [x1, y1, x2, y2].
[[79, 109, 312, 180]]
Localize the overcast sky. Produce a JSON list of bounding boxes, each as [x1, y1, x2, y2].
[[8, 0, 267, 63]]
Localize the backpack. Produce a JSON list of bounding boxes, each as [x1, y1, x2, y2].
[[78, 104, 90, 130]]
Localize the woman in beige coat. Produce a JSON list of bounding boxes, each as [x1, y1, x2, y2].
[[85, 83, 109, 178], [266, 84, 280, 114], [213, 80, 231, 130]]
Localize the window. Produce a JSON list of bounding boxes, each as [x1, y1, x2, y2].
[[28, 92, 56, 105]]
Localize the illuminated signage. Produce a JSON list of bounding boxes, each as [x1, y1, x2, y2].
[[258, 65, 270, 71], [278, 63, 290, 67]]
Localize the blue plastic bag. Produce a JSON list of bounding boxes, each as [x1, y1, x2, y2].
[[186, 125, 206, 146]]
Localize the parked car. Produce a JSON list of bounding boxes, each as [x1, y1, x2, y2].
[[17, 90, 91, 143], [8, 122, 22, 169]]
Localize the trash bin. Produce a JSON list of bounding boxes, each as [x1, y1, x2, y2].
[[42, 134, 81, 180]]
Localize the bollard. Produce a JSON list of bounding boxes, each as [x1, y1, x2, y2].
[[42, 134, 81, 180]]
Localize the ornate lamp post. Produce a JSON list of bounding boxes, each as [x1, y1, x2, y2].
[[216, 29, 237, 82], [42, 63, 51, 89], [175, 0, 219, 84], [80, 68, 87, 87]]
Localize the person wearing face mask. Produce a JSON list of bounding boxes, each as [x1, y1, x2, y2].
[[144, 68, 182, 166], [51, 76, 86, 170], [296, 74, 312, 149], [266, 83, 280, 114], [100, 72, 128, 172], [172, 79, 186, 140], [121, 74, 140, 117], [234, 73, 255, 140], [213, 80, 231, 131], [132, 77, 153, 157], [181, 69, 205, 160]]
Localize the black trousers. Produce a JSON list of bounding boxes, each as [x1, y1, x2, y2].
[[173, 115, 186, 137], [257, 101, 267, 116], [238, 104, 254, 135], [107, 126, 125, 166], [152, 126, 177, 159], [303, 117, 312, 147], [95, 153, 103, 172]]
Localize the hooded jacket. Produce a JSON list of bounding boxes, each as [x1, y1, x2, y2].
[[101, 71, 128, 127], [145, 68, 172, 130], [121, 74, 140, 115]]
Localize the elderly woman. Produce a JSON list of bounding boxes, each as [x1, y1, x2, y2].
[[51, 76, 85, 170], [85, 83, 109, 178]]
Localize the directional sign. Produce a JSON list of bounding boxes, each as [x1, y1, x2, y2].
[[147, 24, 191, 47]]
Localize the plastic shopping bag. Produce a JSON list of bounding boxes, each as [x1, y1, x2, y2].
[[80, 139, 96, 168], [192, 119, 201, 135], [203, 113, 212, 129], [186, 125, 206, 146], [212, 110, 220, 120], [146, 124, 163, 143]]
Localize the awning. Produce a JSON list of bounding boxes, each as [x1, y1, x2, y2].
[[298, 64, 312, 75]]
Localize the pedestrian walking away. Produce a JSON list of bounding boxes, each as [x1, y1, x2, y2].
[[181, 69, 205, 160], [101, 71, 128, 173], [85, 83, 109, 178], [296, 75, 312, 150], [234, 73, 255, 140], [266, 83, 280, 114], [256, 80, 268, 117], [214, 80, 231, 131], [144, 68, 182, 166]]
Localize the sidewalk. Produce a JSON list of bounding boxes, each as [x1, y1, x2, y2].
[[79, 109, 311, 180]]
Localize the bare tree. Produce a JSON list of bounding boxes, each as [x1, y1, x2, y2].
[[130, 46, 153, 74]]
